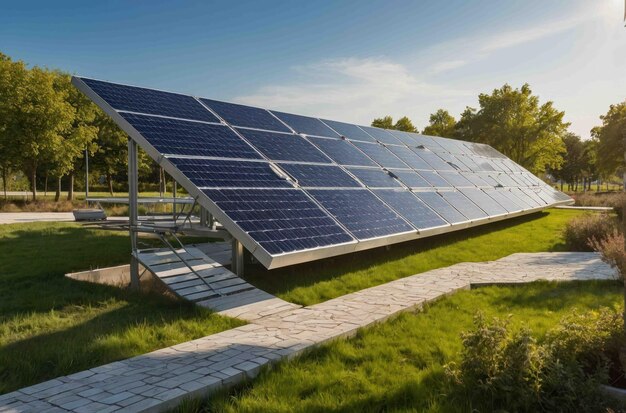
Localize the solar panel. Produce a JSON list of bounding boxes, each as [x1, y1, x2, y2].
[[414, 191, 468, 224], [351, 141, 408, 169], [120, 113, 262, 159], [200, 99, 290, 133], [321, 119, 377, 142], [440, 191, 489, 220], [360, 126, 403, 145], [73, 76, 572, 269], [308, 137, 377, 167], [374, 189, 448, 230], [235, 128, 332, 163], [205, 188, 353, 254], [279, 164, 360, 188], [169, 158, 293, 188], [271, 111, 340, 138], [347, 167, 403, 188], [459, 188, 508, 216], [81, 78, 219, 123], [390, 170, 432, 188], [308, 189, 414, 240]]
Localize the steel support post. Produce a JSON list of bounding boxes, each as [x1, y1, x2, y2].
[[231, 239, 244, 276], [128, 139, 140, 290]]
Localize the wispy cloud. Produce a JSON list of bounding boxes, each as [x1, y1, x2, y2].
[[235, 57, 473, 125]]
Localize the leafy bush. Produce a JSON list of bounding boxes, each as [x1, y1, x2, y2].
[[590, 230, 626, 280], [563, 213, 618, 251], [446, 309, 623, 412]]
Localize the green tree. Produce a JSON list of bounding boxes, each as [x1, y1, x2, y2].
[[371, 116, 394, 129], [456, 84, 568, 174], [371, 116, 418, 132], [422, 109, 456, 138], [5, 66, 73, 200], [92, 111, 129, 195], [0, 53, 28, 199], [52, 73, 99, 200], [551, 133, 585, 191], [593, 101, 626, 188]]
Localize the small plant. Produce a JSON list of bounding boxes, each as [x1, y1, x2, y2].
[[446, 309, 623, 412], [564, 213, 618, 252], [590, 230, 626, 280]]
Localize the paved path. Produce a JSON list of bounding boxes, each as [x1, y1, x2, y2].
[[0, 212, 76, 225], [0, 252, 616, 413]]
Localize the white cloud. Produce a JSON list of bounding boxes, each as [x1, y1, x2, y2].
[[235, 57, 473, 126]]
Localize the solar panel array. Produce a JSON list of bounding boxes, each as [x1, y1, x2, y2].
[[73, 77, 572, 269]]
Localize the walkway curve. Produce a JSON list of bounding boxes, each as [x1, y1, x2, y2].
[[0, 252, 617, 413]]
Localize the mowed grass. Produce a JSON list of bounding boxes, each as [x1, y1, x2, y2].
[[193, 281, 622, 413], [246, 209, 588, 306], [0, 222, 243, 394]]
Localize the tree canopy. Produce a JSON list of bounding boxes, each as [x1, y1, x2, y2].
[[422, 109, 456, 138], [593, 101, 626, 179], [455, 84, 568, 174], [371, 116, 417, 132]]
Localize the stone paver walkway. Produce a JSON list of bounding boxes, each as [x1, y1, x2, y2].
[[0, 252, 616, 413]]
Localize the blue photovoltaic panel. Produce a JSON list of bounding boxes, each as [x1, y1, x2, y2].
[[351, 142, 408, 169], [390, 170, 432, 188], [75, 76, 572, 268], [204, 188, 353, 254], [387, 146, 432, 170], [374, 189, 448, 230], [484, 189, 524, 212], [271, 111, 340, 138], [236, 128, 331, 163], [169, 158, 293, 189], [347, 168, 403, 188], [440, 191, 489, 220], [120, 113, 262, 159], [309, 189, 414, 240], [461, 172, 491, 187], [414, 192, 468, 224], [418, 171, 452, 188], [459, 188, 508, 216], [81, 78, 219, 123], [411, 149, 453, 170], [200, 99, 290, 133], [360, 126, 403, 145], [279, 164, 360, 188], [321, 119, 377, 142], [439, 171, 474, 187], [308, 137, 377, 167]]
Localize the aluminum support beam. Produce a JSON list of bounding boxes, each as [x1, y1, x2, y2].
[[128, 139, 140, 290], [231, 239, 244, 276]]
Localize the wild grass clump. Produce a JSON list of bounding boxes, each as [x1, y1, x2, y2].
[[590, 231, 626, 280], [446, 309, 623, 413], [564, 213, 619, 251], [573, 192, 626, 209]]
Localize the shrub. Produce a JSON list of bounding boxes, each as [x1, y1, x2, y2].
[[590, 230, 626, 280], [564, 213, 619, 251], [573, 192, 626, 209], [446, 309, 623, 412]]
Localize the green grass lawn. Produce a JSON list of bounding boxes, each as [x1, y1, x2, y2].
[[188, 280, 622, 413], [246, 209, 588, 306], [0, 222, 243, 395]]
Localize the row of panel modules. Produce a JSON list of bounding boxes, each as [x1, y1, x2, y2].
[[75, 77, 572, 266]]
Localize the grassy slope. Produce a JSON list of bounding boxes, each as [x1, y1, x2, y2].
[[0, 222, 243, 394], [198, 281, 622, 413], [246, 209, 587, 306]]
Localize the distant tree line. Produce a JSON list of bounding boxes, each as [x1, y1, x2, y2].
[[0, 52, 163, 201], [373, 84, 626, 189]]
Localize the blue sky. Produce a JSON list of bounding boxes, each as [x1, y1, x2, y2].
[[1, 0, 624, 138]]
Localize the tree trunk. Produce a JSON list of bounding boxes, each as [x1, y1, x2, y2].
[[67, 171, 74, 201], [55, 176, 61, 202], [30, 168, 37, 201], [159, 167, 165, 197], [107, 173, 113, 196], [44, 172, 48, 196], [1, 167, 7, 201]]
